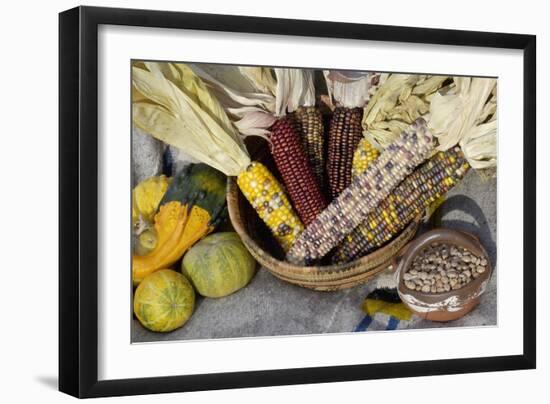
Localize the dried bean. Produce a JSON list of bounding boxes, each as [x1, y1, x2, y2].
[[402, 242, 488, 294]]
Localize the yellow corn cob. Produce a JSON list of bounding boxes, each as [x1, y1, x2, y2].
[[352, 138, 380, 179], [237, 161, 304, 252]]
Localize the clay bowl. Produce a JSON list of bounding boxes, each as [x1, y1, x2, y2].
[[395, 228, 492, 321], [226, 142, 421, 291]]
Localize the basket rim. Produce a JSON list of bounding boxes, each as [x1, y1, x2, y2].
[[227, 176, 422, 279]]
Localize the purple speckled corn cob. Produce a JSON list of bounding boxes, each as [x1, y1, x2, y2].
[[286, 118, 435, 265], [332, 147, 470, 263]]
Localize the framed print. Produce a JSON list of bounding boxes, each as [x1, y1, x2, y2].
[[59, 5, 536, 398]]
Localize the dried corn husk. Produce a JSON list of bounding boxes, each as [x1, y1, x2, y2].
[[189, 64, 276, 119], [239, 66, 277, 96], [194, 66, 316, 133], [274, 68, 315, 116], [239, 66, 277, 95], [362, 74, 450, 150], [362, 74, 497, 171], [429, 77, 497, 170], [132, 62, 250, 176], [323, 70, 381, 109]]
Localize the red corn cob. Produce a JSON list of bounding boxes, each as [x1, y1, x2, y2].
[[269, 117, 328, 226]]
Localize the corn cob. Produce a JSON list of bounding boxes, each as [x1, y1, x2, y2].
[[292, 106, 325, 188], [332, 147, 471, 263], [352, 138, 380, 179], [269, 116, 328, 226], [286, 118, 435, 265], [237, 161, 304, 252], [326, 107, 364, 199], [327, 137, 378, 260]]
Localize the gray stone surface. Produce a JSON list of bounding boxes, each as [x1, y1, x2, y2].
[[131, 126, 164, 187], [132, 170, 497, 342]]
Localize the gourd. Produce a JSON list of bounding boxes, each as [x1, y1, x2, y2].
[[133, 269, 195, 332], [182, 232, 257, 298], [134, 229, 158, 256], [132, 175, 171, 234], [132, 164, 227, 285]]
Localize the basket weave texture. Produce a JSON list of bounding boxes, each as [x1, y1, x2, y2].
[[226, 144, 420, 291]]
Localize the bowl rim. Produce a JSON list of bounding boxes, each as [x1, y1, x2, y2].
[[396, 228, 492, 300]]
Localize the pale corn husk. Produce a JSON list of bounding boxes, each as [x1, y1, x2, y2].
[[323, 70, 381, 109], [189, 64, 276, 119], [362, 74, 497, 171], [429, 77, 497, 170], [239, 66, 277, 96], [132, 62, 250, 176], [188, 64, 277, 137], [362, 74, 450, 150], [274, 68, 315, 115], [195, 66, 316, 134], [230, 110, 278, 138]]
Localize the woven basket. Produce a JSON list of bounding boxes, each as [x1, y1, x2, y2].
[[226, 143, 421, 291]]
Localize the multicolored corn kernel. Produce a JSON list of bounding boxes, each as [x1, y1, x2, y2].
[[286, 118, 435, 265], [269, 116, 328, 226], [292, 106, 326, 189], [237, 161, 304, 252], [326, 107, 364, 199], [332, 147, 470, 263], [352, 138, 380, 179]]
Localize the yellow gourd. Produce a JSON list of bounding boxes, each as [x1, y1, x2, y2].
[[132, 164, 227, 285], [133, 269, 195, 332], [132, 175, 171, 234]]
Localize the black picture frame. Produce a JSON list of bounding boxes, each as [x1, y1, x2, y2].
[[59, 5, 536, 398]]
